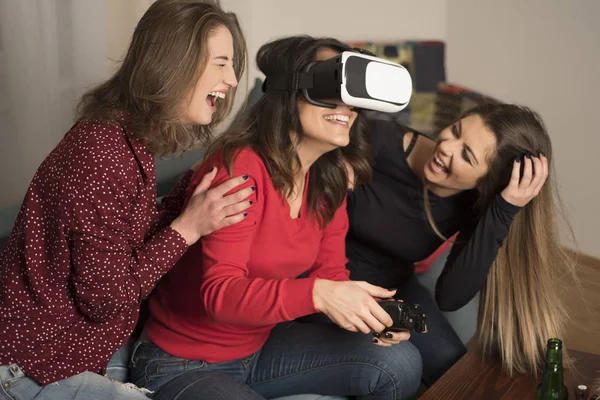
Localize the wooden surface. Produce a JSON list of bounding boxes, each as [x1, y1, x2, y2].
[[563, 256, 600, 356], [418, 348, 600, 399]]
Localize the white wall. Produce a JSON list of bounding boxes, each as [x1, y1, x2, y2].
[[104, 0, 155, 66], [0, 0, 110, 207], [216, 0, 448, 152], [221, 0, 448, 88], [446, 0, 600, 257], [227, 0, 600, 257], [4, 0, 597, 258]]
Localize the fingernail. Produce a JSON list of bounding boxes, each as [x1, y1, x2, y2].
[[525, 153, 532, 159], [388, 288, 397, 291], [385, 333, 393, 339], [373, 332, 380, 338], [251, 186, 255, 191], [372, 338, 379, 343], [249, 201, 253, 205], [243, 175, 248, 180], [515, 156, 521, 163], [243, 212, 247, 217], [210, 167, 215, 172], [539, 151, 545, 157]]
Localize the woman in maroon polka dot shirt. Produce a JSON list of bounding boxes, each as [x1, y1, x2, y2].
[[0, 1, 259, 399]]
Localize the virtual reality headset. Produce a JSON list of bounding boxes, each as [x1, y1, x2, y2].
[[262, 50, 412, 113]]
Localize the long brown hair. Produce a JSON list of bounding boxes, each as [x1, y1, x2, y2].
[[427, 104, 579, 376], [76, 0, 246, 156], [208, 36, 373, 227]]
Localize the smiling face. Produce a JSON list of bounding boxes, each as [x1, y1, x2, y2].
[[424, 114, 498, 193], [296, 47, 358, 155], [181, 25, 238, 125]]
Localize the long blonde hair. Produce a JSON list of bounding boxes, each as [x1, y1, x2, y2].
[[425, 104, 579, 376]]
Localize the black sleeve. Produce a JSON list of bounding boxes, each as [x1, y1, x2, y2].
[[435, 195, 522, 311]]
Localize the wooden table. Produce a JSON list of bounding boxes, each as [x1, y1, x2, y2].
[[419, 345, 600, 399]]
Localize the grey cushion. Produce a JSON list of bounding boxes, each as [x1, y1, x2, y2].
[[415, 246, 479, 344], [0, 203, 19, 252]]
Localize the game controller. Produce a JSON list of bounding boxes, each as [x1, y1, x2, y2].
[[377, 299, 427, 333]]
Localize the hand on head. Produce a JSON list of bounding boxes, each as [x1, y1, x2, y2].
[[501, 152, 549, 207]]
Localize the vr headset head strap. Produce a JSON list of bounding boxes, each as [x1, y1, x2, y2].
[[262, 61, 338, 109], [262, 70, 313, 91]]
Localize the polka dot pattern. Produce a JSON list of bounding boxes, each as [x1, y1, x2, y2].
[[0, 115, 188, 385]]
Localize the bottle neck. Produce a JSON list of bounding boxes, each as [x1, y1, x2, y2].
[[538, 362, 565, 398], [545, 344, 563, 365]]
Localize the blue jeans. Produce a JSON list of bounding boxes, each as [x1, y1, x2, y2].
[[0, 364, 149, 400], [131, 320, 422, 400], [106, 338, 134, 382], [394, 274, 467, 387]]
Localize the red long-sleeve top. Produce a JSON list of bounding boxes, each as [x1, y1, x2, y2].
[[145, 147, 350, 362]]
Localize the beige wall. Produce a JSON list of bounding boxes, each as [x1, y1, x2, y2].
[[7, 1, 595, 256], [221, 0, 448, 85], [216, 0, 448, 129], [104, 0, 155, 67], [99, 0, 600, 257], [446, 0, 600, 257]]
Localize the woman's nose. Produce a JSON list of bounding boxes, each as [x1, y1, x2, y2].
[[438, 140, 452, 157], [224, 65, 238, 88]]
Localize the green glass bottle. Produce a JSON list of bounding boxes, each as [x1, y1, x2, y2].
[[536, 338, 568, 400]]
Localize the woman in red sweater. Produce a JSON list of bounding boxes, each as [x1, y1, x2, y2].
[[131, 36, 423, 400]]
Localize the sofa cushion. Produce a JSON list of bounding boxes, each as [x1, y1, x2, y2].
[[0, 203, 19, 252]]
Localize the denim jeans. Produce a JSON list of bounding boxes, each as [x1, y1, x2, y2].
[[0, 364, 149, 400], [395, 274, 467, 387], [131, 320, 422, 400], [106, 338, 134, 382], [107, 339, 342, 400]]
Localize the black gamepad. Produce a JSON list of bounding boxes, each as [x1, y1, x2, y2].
[[377, 299, 427, 333]]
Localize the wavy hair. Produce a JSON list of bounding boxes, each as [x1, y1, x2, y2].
[[76, 0, 246, 156], [426, 104, 579, 376], [208, 35, 373, 227]]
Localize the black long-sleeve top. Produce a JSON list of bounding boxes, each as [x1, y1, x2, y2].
[[346, 118, 521, 311]]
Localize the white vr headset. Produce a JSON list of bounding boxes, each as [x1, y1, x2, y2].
[[262, 49, 412, 113]]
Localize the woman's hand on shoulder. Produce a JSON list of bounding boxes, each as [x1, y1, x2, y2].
[[170, 167, 254, 245], [501, 153, 548, 207]]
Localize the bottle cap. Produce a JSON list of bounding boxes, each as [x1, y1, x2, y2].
[[575, 384, 588, 398]]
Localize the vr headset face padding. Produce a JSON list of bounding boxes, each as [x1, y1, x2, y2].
[[263, 50, 413, 113]]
